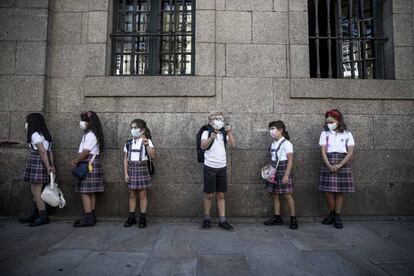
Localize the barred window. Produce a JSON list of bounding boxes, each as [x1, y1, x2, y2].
[[308, 0, 387, 79], [111, 0, 195, 76]]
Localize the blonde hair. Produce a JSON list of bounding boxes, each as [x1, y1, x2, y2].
[[208, 111, 225, 121]]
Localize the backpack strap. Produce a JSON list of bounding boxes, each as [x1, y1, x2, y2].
[[126, 139, 133, 161], [139, 141, 145, 161], [270, 138, 286, 161], [325, 131, 329, 153]]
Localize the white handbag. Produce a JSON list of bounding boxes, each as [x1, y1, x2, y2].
[[41, 172, 66, 208]]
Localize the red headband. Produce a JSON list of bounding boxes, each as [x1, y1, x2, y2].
[[325, 110, 341, 121]]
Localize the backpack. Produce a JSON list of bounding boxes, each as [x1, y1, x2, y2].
[[196, 125, 227, 163], [125, 139, 155, 175]]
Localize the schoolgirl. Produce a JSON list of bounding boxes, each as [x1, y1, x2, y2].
[[20, 113, 55, 227], [123, 119, 155, 228], [319, 109, 355, 229], [71, 111, 105, 227], [264, 120, 298, 230]]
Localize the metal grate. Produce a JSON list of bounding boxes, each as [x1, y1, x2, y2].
[[111, 0, 195, 76], [308, 0, 387, 79]]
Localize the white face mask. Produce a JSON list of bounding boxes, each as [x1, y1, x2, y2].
[[25, 123, 28, 131], [269, 129, 277, 138], [327, 123, 337, 131], [79, 121, 88, 130], [212, 119, 224, 130], [131, 128, 144, 138]]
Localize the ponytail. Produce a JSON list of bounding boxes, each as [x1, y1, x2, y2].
[[144, 126, 152, 139], [269, 120, 290, 140]]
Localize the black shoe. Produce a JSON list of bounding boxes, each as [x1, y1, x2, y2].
[[29, 217, 49, 227], [322, 211, 335, 225], [202, 219, 211, 229], [264, 215, 283, 226], [19, 202, 38, 223], [138, 217, 147, 228], [124, 216, 136, 227], [19, 214, 38, 223], [290, 217, 298, 230], [219, 221, 234, 231], [334, 214, 343, 229], [73, 213, 94, 227]]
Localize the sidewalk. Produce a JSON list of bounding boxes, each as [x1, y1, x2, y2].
[[0, 218, 413, 276]]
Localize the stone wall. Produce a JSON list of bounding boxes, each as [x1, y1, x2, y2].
[[0, 0, 413, 218]]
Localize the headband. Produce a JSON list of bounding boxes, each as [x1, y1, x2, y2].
[[325, 110, 341, 121]]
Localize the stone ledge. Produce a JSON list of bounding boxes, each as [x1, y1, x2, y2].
[[85, 76, 216, 97], [290, 78, 414, 100]]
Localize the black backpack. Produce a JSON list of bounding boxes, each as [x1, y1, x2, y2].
[[196, 125, 227, 163]]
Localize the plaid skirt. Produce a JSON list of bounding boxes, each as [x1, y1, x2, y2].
[[266, 161, 293, 194], [127, 161, 151, 190], [74, 155, 104, 193], [23, 150, 50, 184], [319, 152, 354, 193]]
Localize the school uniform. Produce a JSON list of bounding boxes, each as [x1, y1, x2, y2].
[[23, 132, 51, 184], [74, 131, 104, 193], [201, 130, 228, 193], [266, 138, 294, 194], [124, 138, 154, 190], [319, 130, 355, 193]]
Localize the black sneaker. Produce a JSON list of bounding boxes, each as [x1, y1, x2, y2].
[[19, 214, 38, 224], [202, 219, 211, 229], [138, 217, 147, 228], [73, 214, 94, 227], [334, 214, 343, 229], [28, 217, 49, 227], [264, 215, 283, 226], [124, 216, 136, 227], [290, 217, 298, 230], [19, 203, 38, 223], [322, 211, 335, 225], [219, 221, 234, 231]]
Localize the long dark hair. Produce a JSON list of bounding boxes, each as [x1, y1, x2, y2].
[[81, 111, 105, 152], [131, 119, 152, 139], [26, 113, 52, 144], [269, 120, 290, 140], [324, 109, 347, 133]]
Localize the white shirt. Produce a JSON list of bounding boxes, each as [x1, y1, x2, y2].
[[201, 131, 228, 168], [30, 132, 51, 151], [270, 138, 293, 161], [78, 131, 100, 155], [319, 130, 355, 153], [123, 138, 154, 161]]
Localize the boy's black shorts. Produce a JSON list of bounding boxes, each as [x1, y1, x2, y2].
[[203, 165, 227, 193]]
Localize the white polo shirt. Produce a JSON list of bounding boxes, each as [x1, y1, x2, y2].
[[319, 130, 355, 153], [30, 132, 51, 151], [123, 138, 154, 161], [78, 131, 100, 155], [201, 131, 228, 168], [270, 139, 293, 161]]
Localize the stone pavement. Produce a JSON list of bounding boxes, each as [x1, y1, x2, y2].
[[0, 218, 414, 276]]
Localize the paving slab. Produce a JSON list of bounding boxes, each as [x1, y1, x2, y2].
[[303, 249, 388, 276], [197, 255, 251, 276], [0, 219, 414, 276], [12, 249, 93, 276], [141, 257, 197, 276]]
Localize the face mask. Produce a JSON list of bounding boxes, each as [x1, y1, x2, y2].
[[269, 129, 277, 138], [80, 121, 88, 130], [327, 123, 337, 131], [25, 123, 28, 131], [131, 128, 144, 138], [212, 119, 224, 130]]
